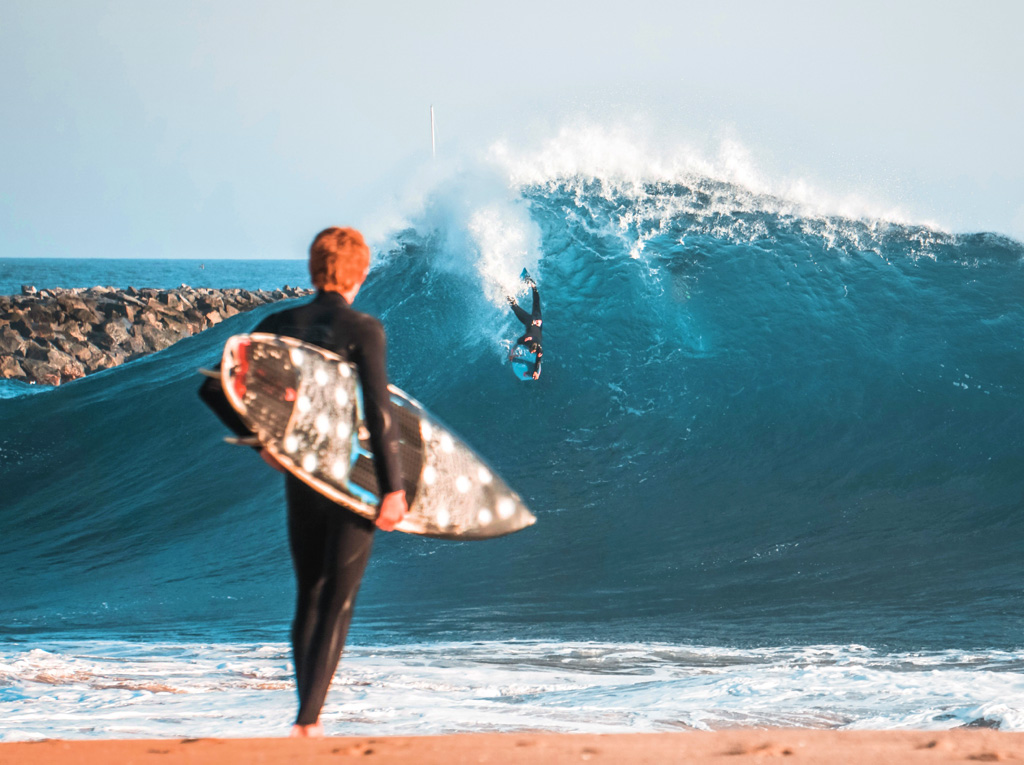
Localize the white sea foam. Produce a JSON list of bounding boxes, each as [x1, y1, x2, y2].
[[489, 122, 928, 229], [466, 202, 542, 304], [2, 640, 1023, 741], [369, 122, 955, 302]]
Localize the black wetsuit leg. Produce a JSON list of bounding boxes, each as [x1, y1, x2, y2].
[[529, 285, 541, 320], [287, 476, 375, 726], [509, 299, 533, 327]]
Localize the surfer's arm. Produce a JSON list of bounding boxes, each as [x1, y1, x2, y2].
[[353, 318, 405, 499], [199, 313, 282, 442], [198, 364, 255, 440], [532, 348, 543, 379]]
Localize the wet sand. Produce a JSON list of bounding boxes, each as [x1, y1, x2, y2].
[[1, 730, 1021, 764]]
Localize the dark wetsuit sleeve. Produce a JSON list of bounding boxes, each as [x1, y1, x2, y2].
[[197, 313, 282, 439], [198, 367, 254, 438], [353, 318, 403, 497]]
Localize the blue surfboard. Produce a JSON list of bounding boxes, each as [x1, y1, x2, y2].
[[509, 344, 538, 381]]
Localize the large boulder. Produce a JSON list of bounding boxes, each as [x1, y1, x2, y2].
[[19, 357, 61, 385], [59, 321, 89, 343], [22, 340, 51, 362], [140, 324, 177, 351], [93, 320, 131, 350], [91, 350, 125, 371], [44, 347, 86, 382], [0, 356, 26, 379], [126, 326, 147, 355], [0, 327, 26, 355], [72, 342, 106, 367]]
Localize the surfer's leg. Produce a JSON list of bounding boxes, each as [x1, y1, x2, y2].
[[509, 300, 533, 326], [288, 484, 375, 726], [287, 480, 375, 726], [287, 487, 327, 711], [530, 285, 541, 319]]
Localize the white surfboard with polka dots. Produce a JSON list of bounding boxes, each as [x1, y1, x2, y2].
[[220, 333, 536, 540]]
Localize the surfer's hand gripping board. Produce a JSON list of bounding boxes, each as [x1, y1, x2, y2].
[[218, 333, 536, 540]]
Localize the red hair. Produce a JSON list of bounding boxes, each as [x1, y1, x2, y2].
[[308, 227, 370, 292]]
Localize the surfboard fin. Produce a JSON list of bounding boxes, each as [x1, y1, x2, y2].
[[198, 368, 220, 379], [224, 435, 261, 447]]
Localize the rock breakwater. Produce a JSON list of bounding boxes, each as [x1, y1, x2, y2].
[[0, 284, 313, 386]]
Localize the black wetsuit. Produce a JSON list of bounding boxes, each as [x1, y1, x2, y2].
[[199, 290, 402, 726], [509, 285, 543, 377]]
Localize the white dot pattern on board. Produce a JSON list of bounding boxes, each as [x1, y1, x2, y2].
[[498, 498, 515, 519]]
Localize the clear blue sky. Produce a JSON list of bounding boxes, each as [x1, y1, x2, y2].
[[2, 0, 1022, 258]]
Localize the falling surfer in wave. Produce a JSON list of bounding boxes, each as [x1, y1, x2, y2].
[[507, 271, 543, 380]]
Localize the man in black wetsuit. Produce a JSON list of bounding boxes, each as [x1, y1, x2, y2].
[[507, 277, 543, 379], [199, 227, 406, 737]]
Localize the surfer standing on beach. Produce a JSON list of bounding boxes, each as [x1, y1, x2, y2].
[[200, 227, 407, 737], [507, 274, 543, 380]]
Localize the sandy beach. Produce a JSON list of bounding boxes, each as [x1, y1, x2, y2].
[[2, 730, 1022, 764]]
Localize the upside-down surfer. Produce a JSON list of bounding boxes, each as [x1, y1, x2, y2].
[[199, 227, 406, 737], [507, 274, 543, 380]]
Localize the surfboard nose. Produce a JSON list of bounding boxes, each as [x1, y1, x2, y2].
[[467, 488, 536, 539]]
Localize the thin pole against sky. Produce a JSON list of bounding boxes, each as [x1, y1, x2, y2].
[[430, 105, 436, 159]]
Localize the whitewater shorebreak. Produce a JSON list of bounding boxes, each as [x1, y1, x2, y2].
[[3, 640, 1024, 740]]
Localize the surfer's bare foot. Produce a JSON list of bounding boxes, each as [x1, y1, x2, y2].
[[290, 723, 324, 737]]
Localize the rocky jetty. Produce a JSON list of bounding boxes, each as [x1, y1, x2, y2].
[[0, 284, 313, 386]]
